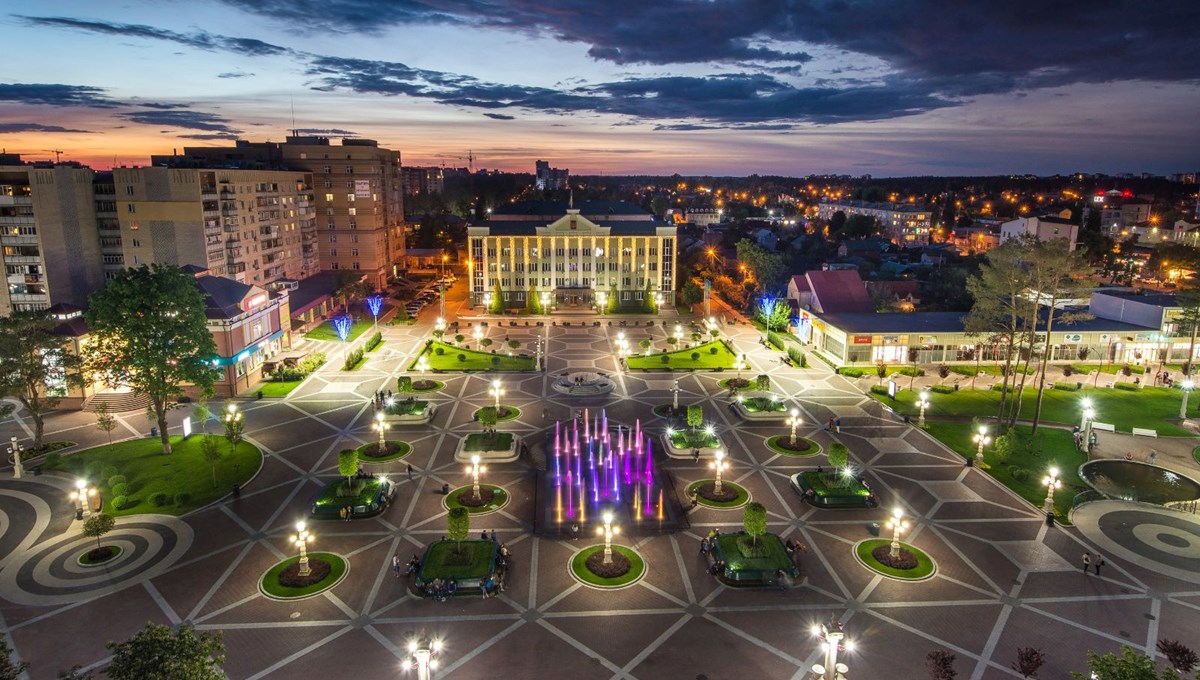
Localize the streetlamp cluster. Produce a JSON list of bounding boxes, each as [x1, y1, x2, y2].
[[598, 511, 620, 564], [915, 391, 930, 428], [402, 636, 444, 680], [466, 454, 487, 501], [614, 331, 630, 367], [709, 449, 729, 494], [810, 622, 852, 680], [489, 379, 504, 410], [71, 479, 96, 520], [787, 408, 802, 446], [973, 425, 991, 465], [373, 412, 390, 451], [290, 521, 313, 576]]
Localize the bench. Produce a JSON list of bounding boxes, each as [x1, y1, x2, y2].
[[1090, 422, 1116, 432], [1131, 427, 1158, 438]]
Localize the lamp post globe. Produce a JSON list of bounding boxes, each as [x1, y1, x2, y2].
[[1043, 466, 1061, 513], [886, 507, 909, 559], [916, 391, 930, 428], [788, 408, 802, 446], [973, 426, 991, 465]]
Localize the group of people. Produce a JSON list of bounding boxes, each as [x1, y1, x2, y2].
[[373, 389, 394, 411], [1081, 551, 1108, 576], [393, 553, 421, 578], [421, 577, 458, 602], [826, 417, 842, 433], [1073, 429, 1098, 452], [1153, 370, 1176, 387]]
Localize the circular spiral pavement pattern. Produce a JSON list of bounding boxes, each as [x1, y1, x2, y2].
[[1072, 500, 1200, 581]]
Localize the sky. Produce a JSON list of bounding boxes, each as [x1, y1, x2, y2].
[[1, 1, 1198, 176]]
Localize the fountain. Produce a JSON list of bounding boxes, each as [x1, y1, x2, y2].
[[535, 409, 685, 535], [1080, 460, 1200, 506]]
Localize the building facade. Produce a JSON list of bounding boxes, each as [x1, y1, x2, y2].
[[816, 199, 932, 245], [196, 272, 291, 397], [535, 160, 570, 191], [467, 201, 676, 310], [401, 166, 444, 196], [999, 213, 1079, 250]]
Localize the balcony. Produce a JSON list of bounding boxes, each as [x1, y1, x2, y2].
[[0, 234, 38, 246]]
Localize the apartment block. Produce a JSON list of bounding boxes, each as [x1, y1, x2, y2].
[[0, 160, 105, 314], [816, 199, 932, 245], [401, 166, 444, 196]]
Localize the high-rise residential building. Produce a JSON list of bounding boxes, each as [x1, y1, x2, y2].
[[0, 159, 105, 314], [104, 167, 317, 286], [816, 199, 932, 245], [535, 160, 570, 191], [401, 166, 444, 196], [155, 137, 405, 288], [467, 200, 676, 310]]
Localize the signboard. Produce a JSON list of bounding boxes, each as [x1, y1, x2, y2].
[[919, 335, 937, 345], [1135, 332, 1158, 341], [852, 335, 873, 345], [354, 179, 371, 198], [1063, 333, 1082, 343], [811, 319, 826, 333], [1099, 334, 1112, 343], [882, 335, 900, 344], [182, 416, 192, 439], [887, 380, 897, 399]]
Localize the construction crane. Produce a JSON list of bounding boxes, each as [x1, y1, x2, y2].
[[43, 149, 65, 163], [461, 150, 475, 173]]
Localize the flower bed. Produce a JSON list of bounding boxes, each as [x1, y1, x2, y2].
[[766, 436, 820, 456], [569, 544, 646, 589], [444, 484, 509, 514], [854, 539, 936, 580], [356, 441, 412, 463], [78, 545, 122, 566], [686, 480, 750, 509], [259, 552, 348, 599]]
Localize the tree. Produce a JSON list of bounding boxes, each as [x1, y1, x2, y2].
[[908, 346, 921, 390], [840, 214, 878, 240], [447, 507, 470, 556], [82, 512, 115, 552], [756, 374, 770, 391], [641, 282, 656, 313], [742, 502, 766, 546], [526, 286, 543, 315], [83, 265, 217, 455], [756, 298, 791, 331], [735, 239, 787, 294], [827, 442, 849, 475], [0, 637, 29, 680], [222, 402, 245, 454], [0, 310, 81, 449], [479, 406, 498, 434], [650, 195, 669, 218], [105, 623, 224, 680], [338, 448, 359, 491], [200, 435, 221, 488], [94, 403, 118, 453], [1175, 289, 1200, 375], [1026, 239, 1092, 433], [681, 280, 704, 306], [927, 650, 958, 680], [1013, 647, 1047, 678], [639, 339, 652, 355], [489, 280, 505, 314], [192, 401, 211, 435], [1071, 646, 1186, 679], [334, 274, 368, 310], [1156, 639, 1199, 673], [686, 405, 703, 432]]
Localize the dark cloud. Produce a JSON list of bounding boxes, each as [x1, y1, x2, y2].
[[19, 16, 290, 57], [121, 110, 240, 132], [217, 71, 255, 79], [176, 132, 242, 140], [0, 82, 119, 108], [136, 102, 190, 109], [483, 113, 515, 120], [292, 128, 358, 135], [0, 122, 92, 133]]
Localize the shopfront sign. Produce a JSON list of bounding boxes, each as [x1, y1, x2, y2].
[[853, 335, 873, 345], [354, 179, 371, 197], [1062, 333, 1082, 343]]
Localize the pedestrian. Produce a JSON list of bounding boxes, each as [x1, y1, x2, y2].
[[338, 506, 345, 521], [699, 537, 709, 556], [835, 417, 842, 433], [827, 417, 835, 431], [492, 531, 498, 543], [1081, 552, 1091, 574], [542, 408, 548, 420], [692, 449, 700, 462], [346, 505, 353, 522], [1094, 553, 1105, 576], [392, 553, 401, 578], [481, 530, 488, 540], [407, 463, 413, 480], [1149, 450, 1158, 466]]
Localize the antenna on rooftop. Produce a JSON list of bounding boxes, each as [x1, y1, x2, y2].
[[290, 96, 297, 137]]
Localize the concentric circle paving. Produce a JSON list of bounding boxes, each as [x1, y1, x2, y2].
[[1072, 500, 1200, 582]]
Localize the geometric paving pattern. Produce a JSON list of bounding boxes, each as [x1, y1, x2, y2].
[[2, 298, 1200, 679]]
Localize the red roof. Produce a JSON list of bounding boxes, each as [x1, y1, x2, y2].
[[806, 270, 874, 313], [789, 274, 810, 294]]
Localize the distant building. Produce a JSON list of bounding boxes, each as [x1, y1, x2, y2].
[[1085, 190, 1153, 235], [535, 160, 570, 191], [193, 270, 292, 397], [816, 199, 931, 245], [401, 166, 444, 196], [686, 208, 724, 227], [999, 212, 1079, 250]]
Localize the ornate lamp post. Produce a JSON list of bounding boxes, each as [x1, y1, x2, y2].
[[71, 479, 95, 519], [403, 636, 443, 680], [489, 379, 504, 410], [1079, 397, 1093, 430], [8, 436, 24, 479], [810, 622, 851, 680], [1043, 466, 1061, 513], [1082, 403, 1096, 452], [1181, 380, 1194, 419], [290, 521, 313, 576], [672, 379, 681, 411], [973, 425, 991, 466], [416, 355, 430, 374], [597, 511, 619, 564], [466, 454, 487, 501], [373, 412, 390, 452], [887, 507, 909, 559], [473, 325, 484, 349], [735, 356, 746, 379], [596, 289, 607, 315], [710, 450, 729, 494], [787, 408, 802, 446], [224, 402, 242, 433], [916, 391, 930, 428]]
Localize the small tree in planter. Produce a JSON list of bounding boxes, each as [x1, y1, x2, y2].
[[742, 502, 767, 547], [338, 449, 359, 493], [876, 362, 887, 385], [938, 365, 950, 383], [686, 405, 703, 433], [95, 402, 118, 452], [1156, 639, 1199, 673], [481, 338, 493, 350], [827, 442, 849, 485], [201, 435, 222, 488], [454, 333, 465, 345], [433, 329, 445, 341], [756, 374, 770, 391], [447, 507, 470, 558], [397, 376, 413, 393], [639, 339, 652, 355], [908, 346, 921, 390], [192, 401, 211, 435], [222, 402, 245, 455], [82, 512, 116, 554], [508, 339, 520, 353], [926, 650, 957, 680], [479, 406, 499, 436], [1012, 646, 1046, 678]]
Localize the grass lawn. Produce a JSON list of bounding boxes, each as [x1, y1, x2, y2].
[[473, 406, 520, 422], [840, 366, 923, 379], [799, 470, 871, 499], [686, 480, 750, 508], [356, 441, 412, 463], [626, 340, 737, 370], [872, 386, 1194, 436], [669, 429, 721, 449], [570, 545, 646, 587], [766, 436, 821, 456], [741, 396, 785, 413], [948, 364, 1035, 377], [260, 552, 347, 598], [60, 435, 261, 517], [384, 400, 429, 416], [312, 476, 385, 511], [856, 539, 935, 579], [411, 341, 536, 371], [304, 318, 372, 343], [445, 484, 509, 513], [420, 540, 496, 580], [713, 532, 794, 575], [255, 380, 302, 397], [924, 421, 1085, 523], [409, 379, 445, 392], [463, 432, 514, 452]]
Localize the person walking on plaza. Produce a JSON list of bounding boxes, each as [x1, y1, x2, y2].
[[1094, 553, 1106, 576], [392, 553, 401, 578], [835, 417, 842, 433], [407, 463, 413, 480], [1149, 450, 1158, 466], [827, 417, 835, 431], [1081, 552, 1091, 574]]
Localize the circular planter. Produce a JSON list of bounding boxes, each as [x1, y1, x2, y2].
[[77, 545, 122, 566], [473, 406, 521, 422], [410, 380, 445, 393], [853, 539, 937, 581], [568, 544, 647, 590], [686, 480, 750, 509], [718, 378, 752, 391], [443, 484, 510, 515], [766, 436, 822, 457], [356, 440, 412, 463], [653, 404, 687, 418], [259, 552, 349, 600]]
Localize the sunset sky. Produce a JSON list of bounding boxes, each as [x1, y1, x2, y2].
[[2, 1, 1198, 176]]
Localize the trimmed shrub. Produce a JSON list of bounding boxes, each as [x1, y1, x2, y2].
[[102, 466, 119, 481], [1114, 382, 1139, 391], [869, 384, 889, 395], [111, 495, 129, 510], [397, 376, 413, 392], [149, 492, 169, 507], [897, 366, 925, 377], [343, 347, 365, 370], [839, 367, 867, 378], [458, 353, 467, 362], [1052, 382, 1080, 391], [930, 384, 955, 394], [435, 347, 445, 355], [991, 383, 1010, 392], [765, 330, 786, 351], [491, 356, 501, 366], [174, 492, 191, 506], [661, 355, 670, 364], [709, 346, 718, 354], [107, 474, 127, 488], [691, 352, 701, 361], [1009, 466, 1030, 482], [110, 482, 129, 498], [364, 331, 383, 352]]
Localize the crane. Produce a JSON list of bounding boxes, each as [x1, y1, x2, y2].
[[43, 149, 65, 163]]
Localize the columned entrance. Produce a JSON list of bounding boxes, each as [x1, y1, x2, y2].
[[555, 288, 593, 307]]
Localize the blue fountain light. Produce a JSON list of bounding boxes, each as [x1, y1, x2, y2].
[[333, 316, 353, 342]]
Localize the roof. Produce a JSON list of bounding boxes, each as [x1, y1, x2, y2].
[[816, 310, 1155, 334], [1092, 290, 1179, 308], [789, 275, 810, 294], [290, 271, 339, 315], [493, 200, 649, 217], [1034, 215, 1076, 226], [195, 275, 267, 320], [479, 221, 663, 237], [805, 270, 875, 314], [180, 264, 210, 275]]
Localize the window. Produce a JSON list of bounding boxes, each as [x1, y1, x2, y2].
[[330, 248, 337, 256], [325, 193, 334, 202], [331, 261, 339, 269], [323, 165, 331, 174], [127, 203, 136, 213], [348, 207, 356, 216], [351, 234, 358, 243], [125, 186, 134, 195], [345, 166, 354, 174], [323, 180, 331, 188], [347, 194, 355, 202], [351, 248, 359, 256], [352, 261, 360, 269], [329, 234, 337, 242], [131, 239, 141, 248]]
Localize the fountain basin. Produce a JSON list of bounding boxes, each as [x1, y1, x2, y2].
[[1079, 460, 1200, 505]]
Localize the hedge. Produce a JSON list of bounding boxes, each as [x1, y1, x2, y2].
[[343, 346, 365, 370], [1114, 382, 1140, 391], [364, 331, 383, 352], [1052, 382, 1081, 391], [766, 330, 786, 351], [930, 384, 955, 394]]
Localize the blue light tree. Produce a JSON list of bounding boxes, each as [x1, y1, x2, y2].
[[333, 316, 353, 342], [365, 294, 384, 327]]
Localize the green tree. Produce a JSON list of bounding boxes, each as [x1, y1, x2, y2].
[[639, 339, 652, 355], [0, 637, 29, 679], [338, 448, 359, 491], [1026, 239, 1092, 433], [397, 376, 413, 393], [827, 442, 849, 474], [507, 339, 520, 352], [742, 502, 767, 546], [1070, 646, 1185, 679], [641, 282, 656, 313], [200, 435, 221, 488], [756, 298, 791, 331], [489, 280, 505, 314], [94, 403, 118, 453], [83, 265, 217, 455], [526, 286, 543, 314], [756, 374, 770, 391], [447, 506, 470, 555], [1013, 646, 1047, 679], [686, 404, 703, 432], [222, 402, 245, 454], [479, 406, 498, 434], [1175, 289, 1200, 375], [105, 623, 224, 680], [1157, 639, 1199, 674], [82, 512, 115, 552], [192, 401, 211, 435], [0, 310, 81, 449], [681, 280, 704, 306], [735, 239, 786, 293], [650, 195, 669, 218]]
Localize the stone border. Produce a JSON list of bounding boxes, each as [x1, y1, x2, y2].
[[454, 433, 520, 464], [441, 484, 511, 515], [389, 405, 436, 425], [76, 545, 123, 567], [731, 392, 790, 421], [852, 539, 938, 581], [258, 552, 350, 601], [662, 433, 725, 460], [766, 436, 822, 457], [567, 544, 647, 590], [686, 480, 751, 509], [356, 441, 413, 464]]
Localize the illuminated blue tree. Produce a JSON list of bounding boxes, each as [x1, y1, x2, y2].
[[365, 294, 384, 326], [333, 316, 353, 342]]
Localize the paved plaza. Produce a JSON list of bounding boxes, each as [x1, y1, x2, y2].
[[3, 308, 1200, 679]]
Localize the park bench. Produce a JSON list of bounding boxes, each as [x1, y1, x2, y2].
[[1131, 427, 1158, 438], [1091, 422, 1116, 432]]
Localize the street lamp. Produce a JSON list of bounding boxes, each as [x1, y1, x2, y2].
[[596, 289, 607, 314], [71, 479, 95, 519], [735, 355, 746, 379], [1081, 400, 1096, 452], [473, 325, 484, 348], [710, 450, 729, 494], [787, 408, 802, 446], [597, 511, 620, 564], [435, 317, 446, 332], [403, 636, 443, 680], [373, 412, 390, 452], [1043, 467, 1061, 513], [672, 379, 681, 411], [290, 521, 313, 576], [465, 454, 486, 501], [674, 324, 683, 344], [7, 436, 23, 479], [1079, 397, 1093, 431], [916, 391, 930, 428], [489, 379, 504, 410], [810, 622, 850, 680], [416, 355, 430, 374], [973, 425, 991, 466], [224, 402, 242, 429], [1181, 380, 1194, 419], [887, 507, 909, 559]]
